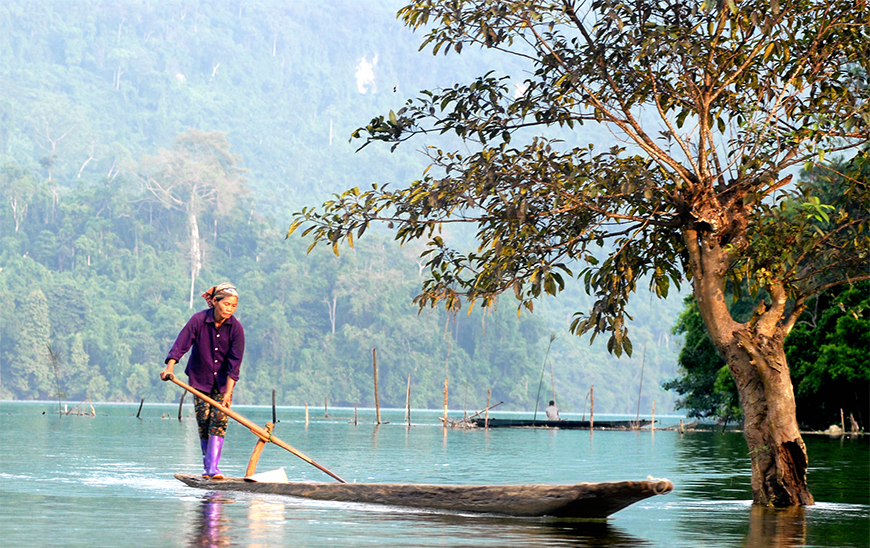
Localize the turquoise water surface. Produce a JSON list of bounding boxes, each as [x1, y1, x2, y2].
[[1, 401, 867, 547]]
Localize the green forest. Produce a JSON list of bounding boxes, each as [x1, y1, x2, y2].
[[665, 279, 869, 431], [0, 0, 684, 413]]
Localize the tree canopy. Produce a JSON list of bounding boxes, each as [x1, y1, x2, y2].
[[298, 0, 869, 352], [292, 0, 869, 506]]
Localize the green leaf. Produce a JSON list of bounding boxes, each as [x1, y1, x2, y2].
[[286, 219, 302, 238]]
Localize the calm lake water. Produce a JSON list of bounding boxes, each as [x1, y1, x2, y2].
[[1, 401, 867, 547]]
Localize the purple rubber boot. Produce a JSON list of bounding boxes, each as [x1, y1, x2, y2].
[[201, 439, 209, 477], [205, 435, 225, 479]]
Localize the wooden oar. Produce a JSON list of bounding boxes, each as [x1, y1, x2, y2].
[[163, 373, 346, 483]]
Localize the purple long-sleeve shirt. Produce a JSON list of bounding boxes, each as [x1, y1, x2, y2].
[[165, 308, 245, 392]]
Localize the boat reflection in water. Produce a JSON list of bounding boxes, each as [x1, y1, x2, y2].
[[191, 493, 232, 548]]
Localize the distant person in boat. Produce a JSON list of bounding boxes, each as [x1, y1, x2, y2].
[[160, 282, 245, 480], [545, 401, 560, 421]]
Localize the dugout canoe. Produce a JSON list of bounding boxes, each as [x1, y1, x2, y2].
[[175, 473, 673, 519], [468, 418, 653, 429]]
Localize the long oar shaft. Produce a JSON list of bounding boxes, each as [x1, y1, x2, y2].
[[165, 374, 346, 483]]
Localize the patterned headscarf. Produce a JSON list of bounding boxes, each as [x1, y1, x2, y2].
[[201, 282, 239, 308]]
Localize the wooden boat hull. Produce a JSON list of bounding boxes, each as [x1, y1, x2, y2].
[[469, 418, 652, 429], [175, 473, 673, 519]]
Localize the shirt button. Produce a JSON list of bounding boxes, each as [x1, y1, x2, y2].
[[214, 359, 218, 363], [214, 348, 218, 351], [217, 334, 220, 337], [214, 372, 217, 375]]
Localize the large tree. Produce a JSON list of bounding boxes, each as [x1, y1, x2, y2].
[[139, 129, 248, 308], [291, 0, 869, 506]]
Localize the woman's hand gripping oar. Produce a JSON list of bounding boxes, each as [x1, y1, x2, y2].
[[162, 373, 346, 483]]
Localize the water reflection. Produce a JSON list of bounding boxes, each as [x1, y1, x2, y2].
[[673, 432, 754, 500], [190, 493, 233, 547], [2, 402, 867, 547], [248, 499, 286, 542], [385, 512, 653, 547], [372, 423, 380, 449], [744, 506, 806, 548]]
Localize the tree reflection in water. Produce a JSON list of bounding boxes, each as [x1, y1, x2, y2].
[[744, 506, 806, 548]]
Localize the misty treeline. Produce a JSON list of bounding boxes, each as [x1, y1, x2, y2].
[[0, 141, 679, 411], [0, 0, 681, 411]]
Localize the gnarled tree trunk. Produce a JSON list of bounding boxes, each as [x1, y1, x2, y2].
[[726, 329, 813, 506], [685, 226, 813, 507]]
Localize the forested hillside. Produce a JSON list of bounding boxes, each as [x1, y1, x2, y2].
[[0, 0, 524, 214], [0, 0, 682, 413]]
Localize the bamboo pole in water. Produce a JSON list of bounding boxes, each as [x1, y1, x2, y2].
[[590, 386, 594, 430], [272, 389, 277, 423], [443, 378, 449, 426], [405, 374, 411, 427], [136, 398, 144, 419], [177, 392, 186, 422], [635, 343, 647, 426], [485, 389, 491, 429], [652, 401, 656, 431], [373, 348, 381, 425], [305, 403, 309, 425]]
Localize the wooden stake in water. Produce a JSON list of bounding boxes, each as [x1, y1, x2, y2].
[[651, 400, 656, 431], [635, 343, 647, 426], [590, 386, 594, 430], [272, 389, 277, 423], [443, 378, 449, 427], [485, 389, 491, 429], [405, 374, 412, 427], [177, 392, 186, 422], [372, 348, 381, 425], [354, 403, 358, 426], [305, 402, 309, 425], [136, 398, 144, 419]]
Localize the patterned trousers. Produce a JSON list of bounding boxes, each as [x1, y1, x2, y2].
[[194, 386, 228, 439]]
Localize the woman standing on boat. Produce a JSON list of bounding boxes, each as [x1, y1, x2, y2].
[[160, 282, 245, 479]]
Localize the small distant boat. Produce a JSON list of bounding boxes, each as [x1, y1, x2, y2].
[[175, 474, 673, 519], [468, 418, 653, 429]]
